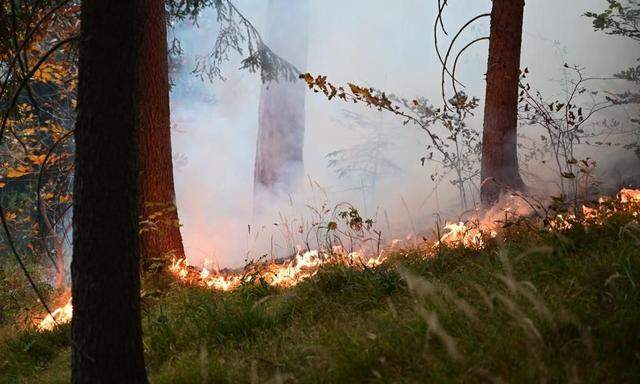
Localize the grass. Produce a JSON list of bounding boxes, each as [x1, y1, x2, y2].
[[1, 212, 639, 383]]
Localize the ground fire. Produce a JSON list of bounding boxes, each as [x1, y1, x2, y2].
[[35, 188, 640, 332]]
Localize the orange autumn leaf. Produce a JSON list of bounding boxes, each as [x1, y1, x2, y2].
[[6, 167, 30, 178], [29, 154, 47, 165]]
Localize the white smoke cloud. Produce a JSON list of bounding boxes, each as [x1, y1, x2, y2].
[[170, 0, 639, 267]]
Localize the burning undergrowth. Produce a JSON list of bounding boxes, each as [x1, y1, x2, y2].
[[35, 188, 640, 332]]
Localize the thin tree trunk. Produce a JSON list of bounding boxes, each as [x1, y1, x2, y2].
[[253, 0, 309, 205], [480, 0, 526, 206], [55, 235, 64, 288], [138, 0, 185, 270], [39, 202, 66, 288], [71, 1, 148, 382]]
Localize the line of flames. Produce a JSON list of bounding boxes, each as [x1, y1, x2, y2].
[[35, 188, 640, 331]]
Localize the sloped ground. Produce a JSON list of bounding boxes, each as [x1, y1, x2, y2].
[[1, 211, 639, 383]]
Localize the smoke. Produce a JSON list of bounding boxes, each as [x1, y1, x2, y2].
[[169, 0, 639, 268]]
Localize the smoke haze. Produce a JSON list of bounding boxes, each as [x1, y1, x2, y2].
[[169, 0, 639, 267]]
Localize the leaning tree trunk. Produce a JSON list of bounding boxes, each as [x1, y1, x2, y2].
[[72, 1, 148, 382], [253, 0, 309, 206], [480, 0, 526, 206], [138, 0, 185, 270]]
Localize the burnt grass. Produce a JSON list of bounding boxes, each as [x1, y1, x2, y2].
[[1, 212, 639, 383]]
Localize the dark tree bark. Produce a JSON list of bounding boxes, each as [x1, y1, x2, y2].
[[138, 0, 185, 269], [0, 5, 10, 56], [253, 0, 309, 205], [71, 1, 148, 382], [480, 0, 526, 206]]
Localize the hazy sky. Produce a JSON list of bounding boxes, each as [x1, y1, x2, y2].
[[169, 0, 639, 267]]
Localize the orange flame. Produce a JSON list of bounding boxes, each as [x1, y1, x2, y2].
[[620, 188, 640, 204], [167, 248, 384, 290], [35, 188, 640, 331], [36, 297, 72, 332], [438, 222, 486, 249]]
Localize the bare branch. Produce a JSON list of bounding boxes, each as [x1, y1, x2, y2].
[[451, 37, 490, 102], [440, 13, 490, 109]]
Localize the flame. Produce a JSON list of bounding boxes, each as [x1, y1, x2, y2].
[[167, 248, 384, 290], [35, 188, 640, 331], [438, 222, 486, 249], [36, 297, 72, 332], [620, 188, 640, 203], [582, 205, 598, 220]]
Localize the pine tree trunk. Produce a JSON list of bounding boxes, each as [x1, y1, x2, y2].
[[71, 1, 148, 382], [253, 0, 309, 204], [480, 0, 526, 206], [138, 0, 185, 269]]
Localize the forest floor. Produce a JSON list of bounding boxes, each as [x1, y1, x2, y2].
[[1, 209, 639, 383]]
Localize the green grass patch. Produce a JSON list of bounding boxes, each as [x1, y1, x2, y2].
[[1, 212, 639, 383]]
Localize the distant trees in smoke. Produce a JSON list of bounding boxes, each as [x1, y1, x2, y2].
[[300, 0, 528, 209], [300, 75, 484, 210], [586, 0, 640, 161], [253, 0, 310, 208], [326, 110, 404, 212], [300, 0, 639, 210]]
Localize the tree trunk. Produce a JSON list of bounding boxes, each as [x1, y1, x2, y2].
[[480, 0, 526, 206], [138, 0, 185, 270], [71, 1, 148, 382], [253, 0, 309, 205]]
